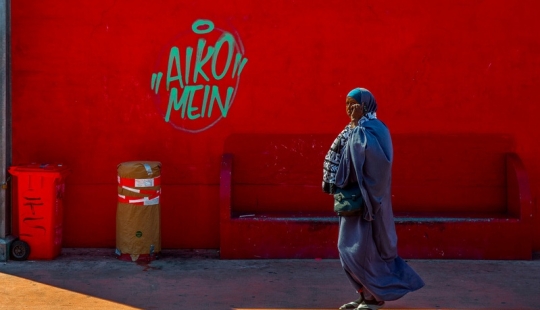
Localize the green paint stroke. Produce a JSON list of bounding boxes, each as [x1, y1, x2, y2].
[[184, 46, 193, 85], [232, 53, 248, 78], [192, 19, 214, 34], [166, 46, 184, 90], [212, 33, 235, 80], [151, 72, 163, 94]]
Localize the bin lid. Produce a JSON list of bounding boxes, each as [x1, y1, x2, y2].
[[8, 163, 70, 176], [117, 161, 161, 179]]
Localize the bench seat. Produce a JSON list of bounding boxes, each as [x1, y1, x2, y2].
[[219, 134, 533, 259]]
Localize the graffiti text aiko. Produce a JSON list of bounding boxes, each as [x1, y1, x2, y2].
[[151, 20, 248, 132]]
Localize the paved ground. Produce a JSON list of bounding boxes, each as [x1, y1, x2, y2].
[[1, 249, 539, 310]]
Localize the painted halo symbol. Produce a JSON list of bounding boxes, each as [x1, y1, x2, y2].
[[192, 20, 214, 34]]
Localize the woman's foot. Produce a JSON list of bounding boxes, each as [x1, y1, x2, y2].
[[339, 296, 364, 309], [356, 298, 385, 309]]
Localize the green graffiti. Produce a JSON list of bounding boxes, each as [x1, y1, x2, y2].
[[201, 85, 210, 116], [165, 86, 192, 121], [153, 19, 248, 127], [166, 47, 184, 90], [151, 72, 163, 94], [192, 19, 214, 34], [212, 33, 235, 80], [193, 38, 214, 83], [185, 46, 193, 85], [207, 85, 234, 118], [166, 39, 247, 89], [165, 85, 234, 121], [232, 52, 248, 78], [163, 20, 248, 89]]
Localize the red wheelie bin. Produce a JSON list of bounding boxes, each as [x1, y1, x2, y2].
[[8, 163, 69, 260]]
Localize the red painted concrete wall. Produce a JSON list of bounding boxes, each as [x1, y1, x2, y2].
[[10, 0, 540, 250]]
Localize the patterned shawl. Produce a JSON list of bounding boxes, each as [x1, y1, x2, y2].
[[322, 111, 377, 194], [322, 125, 353, 194]]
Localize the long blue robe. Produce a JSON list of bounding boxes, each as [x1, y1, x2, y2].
[[335, 119, 424, 301]]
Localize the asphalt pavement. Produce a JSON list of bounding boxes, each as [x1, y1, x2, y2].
[[1, 249, 539, 310]]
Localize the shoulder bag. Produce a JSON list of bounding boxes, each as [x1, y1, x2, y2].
[[333, 186, 364, 216]]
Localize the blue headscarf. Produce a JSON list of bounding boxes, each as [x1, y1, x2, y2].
[[347, 88, 378, 113]]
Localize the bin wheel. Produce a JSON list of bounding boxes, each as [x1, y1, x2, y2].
[[11, 240, 30, 261]]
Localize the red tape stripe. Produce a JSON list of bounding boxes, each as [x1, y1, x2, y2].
[[118, 194, 160, 205], [118, 175, 161, 187]]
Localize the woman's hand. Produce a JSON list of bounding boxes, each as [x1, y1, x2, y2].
[[349, 103, 364, 127], [346, 97, 364, 127]]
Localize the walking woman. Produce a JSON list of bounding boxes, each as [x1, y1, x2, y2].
[[323, 88, 424, 309]]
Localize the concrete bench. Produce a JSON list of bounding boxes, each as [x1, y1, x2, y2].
[[219, 133, 533, 259]]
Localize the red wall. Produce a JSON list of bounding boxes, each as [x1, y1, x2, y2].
[[10, 0, 540, 250]]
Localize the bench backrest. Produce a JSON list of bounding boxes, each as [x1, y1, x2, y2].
[[224, 134, 334, 214], [224, 133, 515, 214], [392, 133, 514, 213]]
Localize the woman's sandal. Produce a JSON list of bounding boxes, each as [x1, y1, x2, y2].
[[339, 296, 364, 309], [356, 298, 385, 309]]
